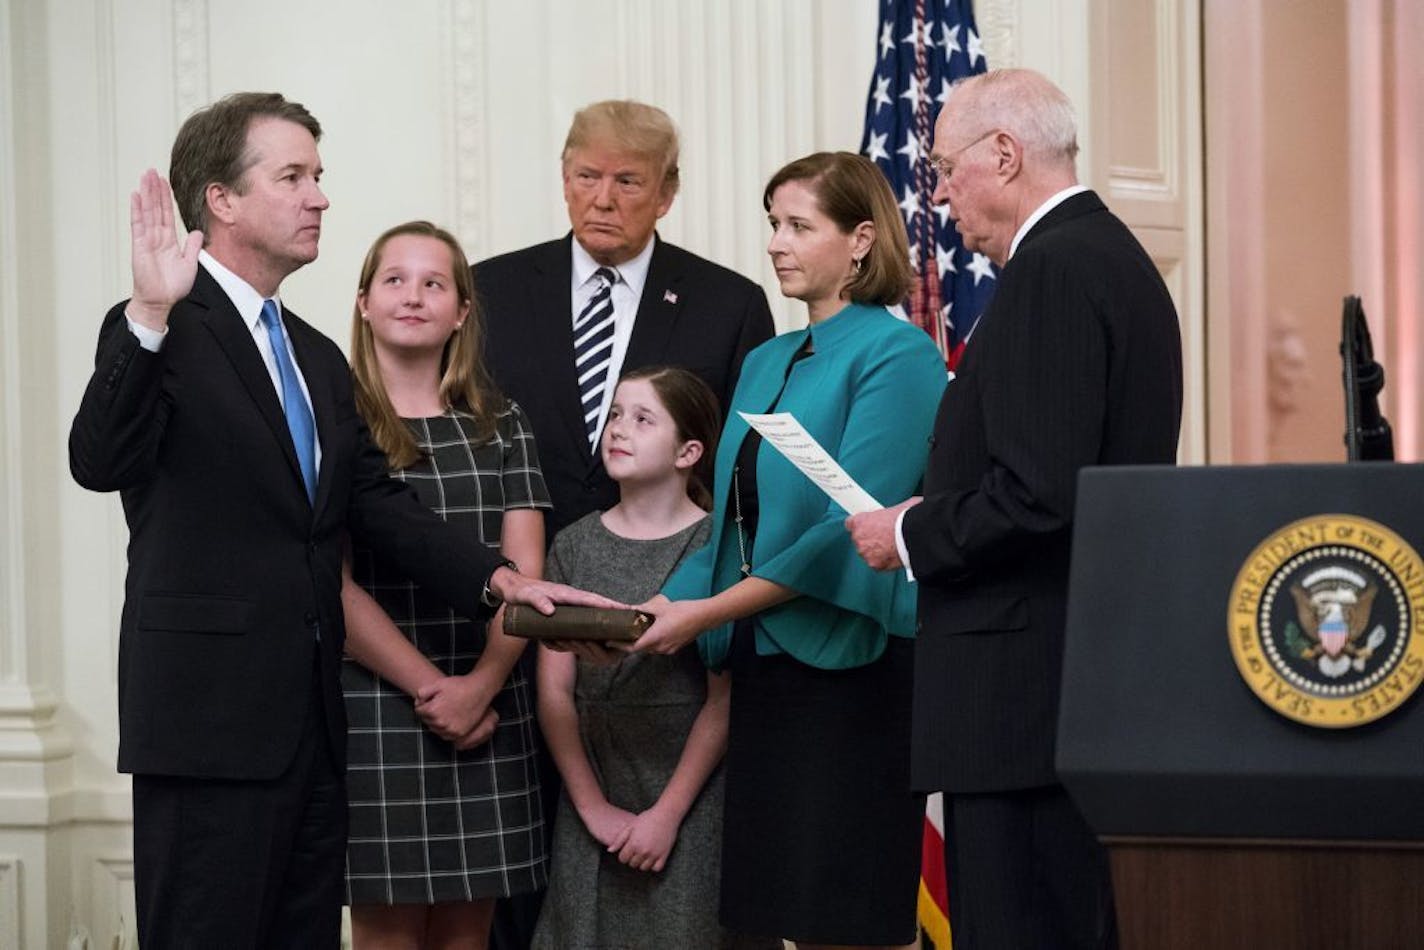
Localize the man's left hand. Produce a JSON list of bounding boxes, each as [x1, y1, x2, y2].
[[845, 497, 921, 571], [490, 567, 623, 615]]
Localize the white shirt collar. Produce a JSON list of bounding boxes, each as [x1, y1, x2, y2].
[[199, 249, 282, 330], [571, 233, 655, 301], [1008, 185, 1090, 261]]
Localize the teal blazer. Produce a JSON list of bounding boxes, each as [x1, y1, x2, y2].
[[663, 302, 947, 670]]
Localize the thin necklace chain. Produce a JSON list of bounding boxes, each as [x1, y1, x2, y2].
[[732, 465, 752, 576]]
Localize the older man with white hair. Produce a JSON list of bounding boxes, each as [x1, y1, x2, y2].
[[849, 68, 1183, 949]]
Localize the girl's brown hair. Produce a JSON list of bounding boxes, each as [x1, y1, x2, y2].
[[617, 365, 721, 510], [349, 221, 506, 469]]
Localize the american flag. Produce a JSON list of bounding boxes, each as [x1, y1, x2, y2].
[[860, 0, 993, 371]]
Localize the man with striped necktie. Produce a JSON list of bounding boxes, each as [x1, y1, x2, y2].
[[476, 99, 774, 542], [473, 99, 774, 949]]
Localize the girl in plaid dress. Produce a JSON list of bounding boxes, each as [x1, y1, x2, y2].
[[340, 221, 550, 949]]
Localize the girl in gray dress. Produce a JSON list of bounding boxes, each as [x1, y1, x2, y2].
[[533, 367, 762, 950]]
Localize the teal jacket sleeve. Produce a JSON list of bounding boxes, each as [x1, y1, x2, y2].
[[661, 530, 716, 602], [753, 325, 945, 629]]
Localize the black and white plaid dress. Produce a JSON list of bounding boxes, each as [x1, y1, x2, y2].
[[343, 403, 551, 905]]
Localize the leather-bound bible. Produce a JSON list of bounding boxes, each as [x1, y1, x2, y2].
[[504, 605, 652, 643]]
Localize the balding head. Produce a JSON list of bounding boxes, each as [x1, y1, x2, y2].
[[929, 68, 1081, 266], [944, 68, 1079, 171]]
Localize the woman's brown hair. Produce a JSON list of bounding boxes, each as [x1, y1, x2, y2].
[[349, 221, 506, 470], [617, 365, 721, 510], [762, 151, 913, 307]]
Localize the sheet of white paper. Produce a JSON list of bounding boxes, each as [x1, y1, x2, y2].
[[738, 411, 883, 515]]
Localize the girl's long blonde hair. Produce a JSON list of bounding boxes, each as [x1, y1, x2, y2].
[[349, 221, 506, 469]]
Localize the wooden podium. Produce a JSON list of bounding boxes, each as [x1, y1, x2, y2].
[[1059, 465, 1424, 950]]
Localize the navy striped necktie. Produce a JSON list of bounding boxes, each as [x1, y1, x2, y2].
[[574, 266, 618, 449]]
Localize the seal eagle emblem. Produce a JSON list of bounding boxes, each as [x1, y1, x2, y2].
[[1287, 567, 1384, 678], [1228, 514, 1424, 728]]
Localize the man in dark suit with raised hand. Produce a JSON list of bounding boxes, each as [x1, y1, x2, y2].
[[848, 69, 1182, 949], [68, 92, 608, 949], [475, 99, 774, 540]]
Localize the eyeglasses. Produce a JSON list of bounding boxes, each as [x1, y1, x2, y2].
[[928, 129, 1000, 181]]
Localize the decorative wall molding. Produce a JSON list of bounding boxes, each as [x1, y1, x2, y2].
[[0, 0, 79, 805], [172, 0, 209, 125], [0, 0, 25, 692], [1204, 0, 1267, 462], [90, 853, 135, 950], [450, 0, 488, 256], [978, 0, 1020, 68], [0, 853, 20, 948], [94, 0, 122, 297], [1103, 0, 1181, 210]]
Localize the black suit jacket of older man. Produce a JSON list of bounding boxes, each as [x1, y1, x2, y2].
[[69, 265, 501, 781], [903, 190, 1183, 793], [474, 233, 774, 539]]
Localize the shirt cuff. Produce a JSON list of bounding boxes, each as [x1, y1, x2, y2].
[[895, 507, 916, 583], [125, 313, 167, 352]]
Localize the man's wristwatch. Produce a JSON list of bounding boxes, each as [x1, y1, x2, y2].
[[480, 559, 518, 609]]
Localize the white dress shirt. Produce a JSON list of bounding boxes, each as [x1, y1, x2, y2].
[[126, 250, 322, 469]]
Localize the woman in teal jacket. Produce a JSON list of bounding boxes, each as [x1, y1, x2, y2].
[[633, 152, 947, 949]]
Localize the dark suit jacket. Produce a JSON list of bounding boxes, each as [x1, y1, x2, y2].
[[902, 191, 1183, 793], [69, 266, 501, 781], [474, 234, 774, 539]]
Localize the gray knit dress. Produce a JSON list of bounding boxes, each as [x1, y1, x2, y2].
[[533, 512, 771, 950]]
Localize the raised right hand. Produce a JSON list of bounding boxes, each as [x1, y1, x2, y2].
[[128, 168, 202, 330]]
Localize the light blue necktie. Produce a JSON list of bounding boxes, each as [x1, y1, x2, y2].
[[259, 299, 317, 504]]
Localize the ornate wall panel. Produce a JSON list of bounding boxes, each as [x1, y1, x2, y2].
[[0, 855, 19, 949], [1094, 0, 1205, 461], [89, 853, 136, 950]]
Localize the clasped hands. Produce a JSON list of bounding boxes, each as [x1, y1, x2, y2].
[[414, 670, 501, 750], [579, 798, 682, 874]]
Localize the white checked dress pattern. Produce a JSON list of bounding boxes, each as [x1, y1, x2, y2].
[[343, 403, 551, 904]]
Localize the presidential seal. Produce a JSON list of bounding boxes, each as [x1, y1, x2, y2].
[[1228, 514, 1424, 728]]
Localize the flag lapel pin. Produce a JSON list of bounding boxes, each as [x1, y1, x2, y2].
[[662, 289, 678, 304]]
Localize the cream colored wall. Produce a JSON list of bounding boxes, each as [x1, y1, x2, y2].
[[1091, 0, 1204, 462], [0, 1, 1202, 945], [1206, 0, 1423, 463]]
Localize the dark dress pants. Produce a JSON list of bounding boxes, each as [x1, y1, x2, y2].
[[132, 661, 347, 949], [944, 785, 1119, 950]]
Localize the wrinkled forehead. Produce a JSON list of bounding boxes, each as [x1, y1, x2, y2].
[[932, 100, 971, 151], [564, 142, 662, 176], [241, 117, 320, 172]]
